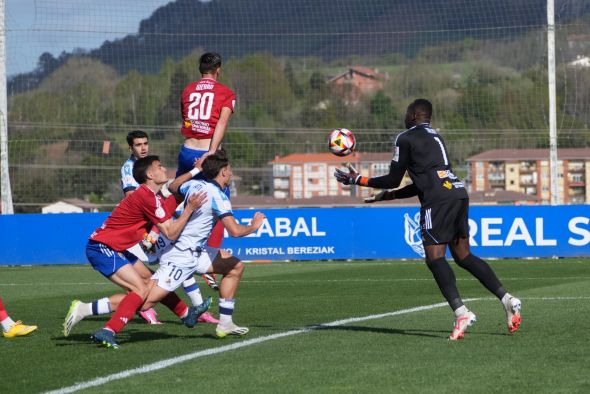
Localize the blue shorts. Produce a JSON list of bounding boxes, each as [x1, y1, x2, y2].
[[86, 240, 139, 278], [176, 144, 231, 198], [177, 145, 207, 177]]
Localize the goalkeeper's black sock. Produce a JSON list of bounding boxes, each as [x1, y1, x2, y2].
[[456, 254, 506, 300], [425, 257, 463, 311]]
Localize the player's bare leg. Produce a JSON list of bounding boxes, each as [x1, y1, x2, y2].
[[450, 237, 521, 333], [210, 251, 249, 338]]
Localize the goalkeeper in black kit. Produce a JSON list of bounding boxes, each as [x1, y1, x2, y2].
[[334, 98, 522, 340]]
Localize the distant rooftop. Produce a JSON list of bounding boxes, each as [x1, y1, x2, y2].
[[466, 148, 590, 161]]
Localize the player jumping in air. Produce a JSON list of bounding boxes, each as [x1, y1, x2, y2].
[[335, 99, 521, 340], [178, 52, 235, 252]]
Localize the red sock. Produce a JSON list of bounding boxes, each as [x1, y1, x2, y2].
[[160, 292, 188, 318], [207, 221, 225, 248], [0, 297, 8, 321], [105, 292, 143, 333]]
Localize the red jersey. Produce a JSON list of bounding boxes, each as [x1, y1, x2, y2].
[[180, 77, 236, 139], [90, 184, 174, 251]]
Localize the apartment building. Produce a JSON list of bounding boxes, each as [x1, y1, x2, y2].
[[269, 151, 406, 199], [467, 148, 590, 204]]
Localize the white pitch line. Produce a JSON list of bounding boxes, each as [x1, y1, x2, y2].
[[37, 295, 590, 394], [45, 300, 456, 394]]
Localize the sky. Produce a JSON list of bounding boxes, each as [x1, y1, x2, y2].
[[5, 0, 175, 76]]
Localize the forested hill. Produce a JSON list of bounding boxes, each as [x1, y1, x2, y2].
[[9, 0, 590, 94]]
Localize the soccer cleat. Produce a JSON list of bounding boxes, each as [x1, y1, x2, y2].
[[181, 296, 212, 328], [202, 273, 220, 291], [91, 328, 119, 350], [449, 311, 477, 341], [3, 321, 38, 338], [197, 312, 220, 324], [503, 296, 522, 333], [138, 308, 162, 325], [216, 322, 249, 338], [63, 300, 85, 337]]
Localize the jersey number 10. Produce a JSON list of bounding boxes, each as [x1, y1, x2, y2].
[[187, 92, 214, 120]]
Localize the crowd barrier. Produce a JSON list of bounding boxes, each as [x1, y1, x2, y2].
[[0, 205, 588, 265]]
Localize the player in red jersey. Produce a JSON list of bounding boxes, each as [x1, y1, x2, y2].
[[178, 52, 235, 174], [178, 52, 235, 251], [81, 156, 209, 349]]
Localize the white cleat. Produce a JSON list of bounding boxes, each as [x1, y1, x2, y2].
[[216, 323, 249, 338], [63, 300, 85, 337], [449, 311, 477, 341], [503, 296, 522, 333]]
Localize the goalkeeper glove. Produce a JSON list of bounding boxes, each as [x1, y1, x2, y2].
[[334, 164, 363, 185], [140, 232, 157, 255]]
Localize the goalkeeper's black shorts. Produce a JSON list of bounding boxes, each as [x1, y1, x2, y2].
[[420, 199, 470, 246]]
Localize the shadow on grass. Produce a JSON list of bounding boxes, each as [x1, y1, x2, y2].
[[312, 325, 510, 338], [315, 325, 443, 338], [53, 326, 219, 346]]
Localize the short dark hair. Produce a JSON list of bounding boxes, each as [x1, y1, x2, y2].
[[202, 148, 229, 179], [199, 52, 222, 74], [126, 130, 148, 147], [409, 98, 433, 118], [133, 155, 160, 184]]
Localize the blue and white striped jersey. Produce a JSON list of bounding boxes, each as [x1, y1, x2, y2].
[[174, 179, 233, 250]]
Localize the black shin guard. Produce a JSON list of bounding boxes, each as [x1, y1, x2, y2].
[[456, 254, 506, 299], [426, 258, 463, 311]]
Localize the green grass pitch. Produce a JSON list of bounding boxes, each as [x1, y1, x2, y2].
[[1, 258, 589, 393]]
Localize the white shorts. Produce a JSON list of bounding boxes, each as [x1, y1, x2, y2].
[[153, 245, 219, 291], [152, 263, 198, 292]]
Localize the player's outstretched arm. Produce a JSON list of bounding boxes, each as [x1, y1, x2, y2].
[[221, 212, 265, 238], [156, 191, 207, 241]]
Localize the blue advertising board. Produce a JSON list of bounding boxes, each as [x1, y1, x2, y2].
[[0, 205, 588, 265]]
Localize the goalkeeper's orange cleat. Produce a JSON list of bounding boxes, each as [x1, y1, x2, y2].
[[449, 311, 476, 341], [503, 296, 522, 333]]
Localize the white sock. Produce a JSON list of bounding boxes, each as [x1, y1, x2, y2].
[[218, 298, 235, 326], [1, 317, 16, 332], [183, 277, 204, 306], [77, 302, 92, 318], [92, 298, 111, 315], [501, 293, 512, 305], [454, 305, 468, 318]]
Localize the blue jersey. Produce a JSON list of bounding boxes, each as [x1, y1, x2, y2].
[[120, 155, 139, 193]]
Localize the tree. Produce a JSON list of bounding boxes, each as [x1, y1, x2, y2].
[[368, 91, 396, 129]]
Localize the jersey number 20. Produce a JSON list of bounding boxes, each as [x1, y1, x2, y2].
[[187, 92, 214, 120]]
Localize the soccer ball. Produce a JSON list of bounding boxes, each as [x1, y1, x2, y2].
[[328, 128, 356, 157]]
